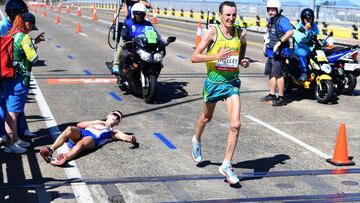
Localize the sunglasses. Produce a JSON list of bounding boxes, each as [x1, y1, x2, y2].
[[133, 12, 146, 17]]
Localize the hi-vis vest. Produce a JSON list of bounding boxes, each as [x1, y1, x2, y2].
[[206, 24, 241, 83]]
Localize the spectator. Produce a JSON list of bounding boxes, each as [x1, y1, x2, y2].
[[2, 13, 38, 153]]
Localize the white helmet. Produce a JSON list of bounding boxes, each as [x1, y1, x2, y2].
[[266, 0, 281, 13], [131, 3, 147, 19]]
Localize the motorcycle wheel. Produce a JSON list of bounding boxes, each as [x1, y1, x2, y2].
[[340, 73, 357, 94], [143, 74, 157, 103], [315, 80, 334, 103]]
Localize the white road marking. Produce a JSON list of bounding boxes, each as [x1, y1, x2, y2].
[[31, 76, 95, 203], [2, 163, 7, 183], [244, 114, 331, 159]]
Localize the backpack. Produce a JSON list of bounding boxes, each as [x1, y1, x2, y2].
[[0, 35, 15, 80]]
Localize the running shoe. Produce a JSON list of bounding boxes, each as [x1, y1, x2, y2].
[[17, 139, 30, 148], [219, 163, 239, 184], [4, 144, 27, 154], [191, 137, 202, 163], [40, 147, 53, 163]]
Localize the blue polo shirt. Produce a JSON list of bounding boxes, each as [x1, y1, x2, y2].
[[265, 16, 293, 58]]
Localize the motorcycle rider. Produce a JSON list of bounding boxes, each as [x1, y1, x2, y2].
[[111, 0, 150, 75], [117, 3, 159, 82], [293, 8, 319, 81], [261, 0, 293, 106]]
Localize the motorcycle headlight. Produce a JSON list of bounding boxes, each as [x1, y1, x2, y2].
[[136, 49, 151, 62], [321, 64, 332, 74], [154, 52, 164, 62]]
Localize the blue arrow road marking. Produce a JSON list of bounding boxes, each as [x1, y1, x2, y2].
[[154, 133, 176, 149], [83, 70, 93, 75], [109, 92, 122, 101]]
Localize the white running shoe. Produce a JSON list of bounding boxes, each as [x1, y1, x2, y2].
[[0, 135, 7, 143], [17, 139, 31, 148], [219, 163, 239, 184], [4, 144, 27, 153], [23, 129, 36, 137]]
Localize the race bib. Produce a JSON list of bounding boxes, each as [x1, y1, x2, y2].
[[145, 26, 157, 44], [215, 51, 239, 71]]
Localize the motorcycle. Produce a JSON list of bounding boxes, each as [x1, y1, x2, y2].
[[323, 42, 360, 94], [285, 28, 335, 103], [117, 34, 176, 103]]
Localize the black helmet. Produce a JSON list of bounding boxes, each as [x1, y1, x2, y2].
[[5, 0, 29, 21], [300, 8, 314, 24]]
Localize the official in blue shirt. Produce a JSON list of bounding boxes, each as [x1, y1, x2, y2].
[[261, 0, 293, 106]]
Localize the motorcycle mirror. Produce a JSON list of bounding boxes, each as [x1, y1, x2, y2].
[[167, 36, 176, 43]]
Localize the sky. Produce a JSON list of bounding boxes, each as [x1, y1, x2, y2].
[[281, 0, 360, 6]]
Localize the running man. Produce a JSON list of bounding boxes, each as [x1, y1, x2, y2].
[[191, 1, 249, 185]]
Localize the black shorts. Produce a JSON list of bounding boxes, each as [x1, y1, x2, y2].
[[264, 58, 285, 77]]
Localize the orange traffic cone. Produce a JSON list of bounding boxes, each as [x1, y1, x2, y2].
[[90, 5, 94, 16], [152, 9, 158, 24], [66, 5, 70, 14], [326, 123, 355, 166], [195, 21, 202, 48], [55, 15, 60, 24], [50, 3, 53, 10], [76, 21, 82, 33], [58, 4, 62, 13], [92, 7, 97, 21], [34, 7, 37, 13], [77, 6, 82, 16], [43, 10, 47, 17]]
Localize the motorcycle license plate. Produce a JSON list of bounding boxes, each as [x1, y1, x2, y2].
[[344, 63, 360, 71]]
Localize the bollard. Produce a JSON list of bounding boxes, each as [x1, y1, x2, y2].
[[352, 25, 358, 40], [256, 15, 260, 27], [172, 8, 175, 16], [322, 22, 328, 36], [180, 9, 184, 17], [209, 11, 216, 24], [190, 9, 194, 18], [240, 16, 247, 28], [200, 10, 204, 20]]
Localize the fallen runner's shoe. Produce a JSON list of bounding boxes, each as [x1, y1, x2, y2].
[[51, 153, 68, 166], [40, 147, 53, 163]]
